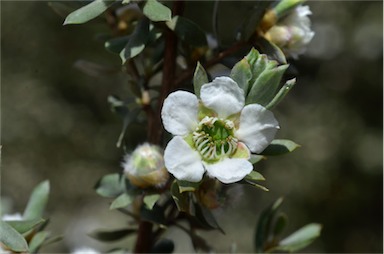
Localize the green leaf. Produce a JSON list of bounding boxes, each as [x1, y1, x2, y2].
[[244, 181, 269, 192], [95, 173, 126, 198], [28, 231, 50, 253], [23, 180, 50, 220], [261, 139, 300, 156], [194, 204, 224, 234], [140, 205, 166, 225], [272, 213, 288, 237], [122, 0, 131, 4], [105, 36, 130, 54], [5, 218, 45, 234], [230, 58, 252, 94], [166, 16, 208, 47], [143, 194, 160, 210], [110, 193, 134, 210], [89, 228, 136, 242], [0, 221, 29, 252], [255, 197, 284, 253], [258, 36, 287, 64], [273, 223, 322, 252], [193, 62, 209, 98], [177, 180, 200, 193], [120, 18, 150, 63], [63, 0, 112, 25], [246, 64, 289, 106], [249, 154, 266, 164], [266, 78, 296, 110], [273, 0, 305, 19], [170, 181, 190, 213], [245, 171, 265, 182], [143, 0, 171, 22]]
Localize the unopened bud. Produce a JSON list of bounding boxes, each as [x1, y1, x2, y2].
[[122, 143, 169, 188]]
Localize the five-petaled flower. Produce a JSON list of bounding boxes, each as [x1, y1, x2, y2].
[[161, 77, 279, 184]]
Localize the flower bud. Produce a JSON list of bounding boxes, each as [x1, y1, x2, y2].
[[264, 5, 314, 59], [122, 143, 169, 188]]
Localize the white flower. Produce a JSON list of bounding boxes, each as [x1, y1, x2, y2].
[[265, 5, 314, 59], [161, 77, 279, 184]]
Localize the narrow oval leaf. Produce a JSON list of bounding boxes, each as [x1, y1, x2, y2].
[[230, 58, 252, 94], [170, 181, 190, 213], [28, 231, 49, 253], [239, 1, 273, 40], [260, 139, 300, 156], [143, 0, 171, 22], [89, 228, 136, 242], [140, 205, 166, 225], [177, 180, 200, 193], [194, 204, 225, 234], [249, 154, 266, 164], [166, 16, 208, 47], [275, 223, 322, 252], [5, 218, 45, 234], [63, 0, 112, 25], [193, 62, 208, 98], [120, 18, 150, 63], [0, 221, 29, 252], [23, 180, 50, 220], [272, 213, 288, 237], [110, 193, 133, 210], [105, 36, 130, 54], [266, 78, 296, 110], [95, 174, 125, 198], [245, 171, 265, 181], [246, 64, 289, 106], [255, 197, 284, 252], [143, 194, 161, 210], [258, 36, 287, 64]]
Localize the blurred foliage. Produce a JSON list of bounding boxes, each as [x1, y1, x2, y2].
[[1, 1, 382, 253]]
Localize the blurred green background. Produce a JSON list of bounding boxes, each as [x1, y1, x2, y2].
[[1, 1, 382, 253]]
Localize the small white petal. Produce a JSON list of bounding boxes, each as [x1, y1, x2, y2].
[[236, 104, 279, 153], [200, 77, 245, 118], [164, 136, 205, 182], [203, 158, 253, 184], [161, 91, 199, 136]]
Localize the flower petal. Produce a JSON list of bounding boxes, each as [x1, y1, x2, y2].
[[203, 158, 253, 184], [200, 77, 245, 118], [164, 136, 205, 182], [161, 91, 199, 136], [236, 104, 279, 153]]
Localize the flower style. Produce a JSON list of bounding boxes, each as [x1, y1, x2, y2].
[[265, 5, 314, 59], [161, 77, 279, 184]]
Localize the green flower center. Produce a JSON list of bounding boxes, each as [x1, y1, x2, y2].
[[193, 117, 238, 161]]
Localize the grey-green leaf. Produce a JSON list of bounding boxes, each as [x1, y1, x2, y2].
[[143, 194, 161, 210], [261, 139, 300, 156], [249, 154, 266, 164], [246, 64, 289, 106], [143, 0, 171, 22], [105, 36, 130, 55], [95, 173, 126, 198], [258, 36, 287, 64], [239, 1, 273, 40], [230, 58, 252, 94], [193, 62, 209, 98], [245, 171, 265, 182], [177, 180, 200, 193], [28, 231, 50, 253], [266, 78, 296, 110], [120, 18, 150, 63], [23, 180, 50, 220], [274, 223, 322, 252], [63, 0, 112, 25], [5, 218, 45, 234], [110, 193, 133, 210], [166, 16, 208, 47], [170, 181, 190, 213], [0, 221, 29, 252]]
